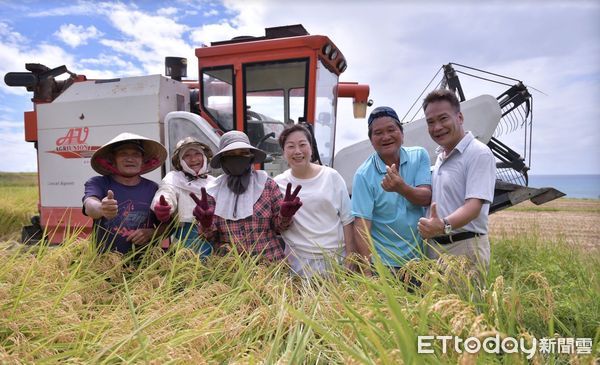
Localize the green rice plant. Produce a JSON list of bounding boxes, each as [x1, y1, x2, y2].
[[0, 188, 599, 364]]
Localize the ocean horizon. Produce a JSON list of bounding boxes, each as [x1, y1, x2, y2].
[[528, 174, 600, 200]]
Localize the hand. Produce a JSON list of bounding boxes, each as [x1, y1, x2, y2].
[[279, 183, 302, 218], [381, 163, 405, 193], [190, 188, 214, 228], [101, 190, 118, 219], [417, 202, 444, 239], [154, 195, 172, 222], [125, 228, 154, 245]]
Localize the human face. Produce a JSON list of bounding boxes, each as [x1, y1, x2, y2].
[[425, 100, 465, 153], [113, 146, 143, 177], [369, 117, 403, 162], [181, 148, 205, 173], [283, 131, 312, 171]]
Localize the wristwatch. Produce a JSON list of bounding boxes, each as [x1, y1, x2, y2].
[[442, 218, 452, 235]]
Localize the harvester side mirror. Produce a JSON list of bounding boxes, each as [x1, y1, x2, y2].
[[4, 72, 38, 89], [165, 57, 187, 81]]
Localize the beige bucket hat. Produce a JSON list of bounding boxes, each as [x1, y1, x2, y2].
[[171, 137, 214, 171], [210, 130, 267, 169], [91, 132, 167, 175]]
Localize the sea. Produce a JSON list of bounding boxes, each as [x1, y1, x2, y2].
[[528, 175, 600, 200]]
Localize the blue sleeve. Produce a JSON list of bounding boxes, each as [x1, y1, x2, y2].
[[83, 176, 107, 203], [351, 171, 374, 220], [82, 176, 107, 217], [415, 148, 432, 187]]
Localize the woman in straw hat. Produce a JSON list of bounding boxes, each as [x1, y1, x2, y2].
[[274, 124, 354, 278], [83, 132, 167, 255], [151, 137, 215, 257], [190, 130, 303, 262]]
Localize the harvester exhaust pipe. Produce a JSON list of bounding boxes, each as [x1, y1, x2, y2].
[[165, 57, 187, 81]]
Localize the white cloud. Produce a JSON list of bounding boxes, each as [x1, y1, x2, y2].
[[96, 2, 194, 76], [203, 9, 219, 17], [54, 24, 103, 47], [0, 122, 37, 172], [157, 7, 178, 16], [27, 2, 98, 17], [1, 1, 598, 176]]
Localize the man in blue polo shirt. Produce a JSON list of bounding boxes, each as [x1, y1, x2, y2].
[[352, 106, 432, 274]]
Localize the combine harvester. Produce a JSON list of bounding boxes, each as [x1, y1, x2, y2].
[[4, 25, 562, 244]]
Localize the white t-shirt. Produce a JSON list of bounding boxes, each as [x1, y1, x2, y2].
[[274, 166, 353, 258]]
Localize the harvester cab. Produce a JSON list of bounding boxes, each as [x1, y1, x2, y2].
[[4, 24, 370, 244]]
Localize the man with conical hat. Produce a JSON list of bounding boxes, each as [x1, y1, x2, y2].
[[150, 137, 215, 257], [82, 132, 167, 255]]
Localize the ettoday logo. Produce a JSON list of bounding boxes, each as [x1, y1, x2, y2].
[[417, 335, 594, 359]]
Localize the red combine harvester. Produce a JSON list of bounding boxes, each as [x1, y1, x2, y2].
[[4, 24, 562, 244]]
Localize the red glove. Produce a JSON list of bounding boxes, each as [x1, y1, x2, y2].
[[190, 188, 214, 229], [279, 183, 302, 217], [154, 195, 172, 222]]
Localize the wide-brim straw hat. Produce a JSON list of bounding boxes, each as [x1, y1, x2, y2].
[[210, 130, 266, 169], [171, 137, 214, 171], [91, 132, 167, 175]]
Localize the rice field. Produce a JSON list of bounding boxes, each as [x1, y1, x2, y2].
[[0, 173, 598, 364]]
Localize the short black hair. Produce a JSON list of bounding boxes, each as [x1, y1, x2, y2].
[[422, 89, 461, 113]]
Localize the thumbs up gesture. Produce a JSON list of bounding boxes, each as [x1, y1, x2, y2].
[[190, 188, 214, 229], [417, 202, 444, 239], [153, 195, 172, 222], [101, 189, 118, 219], [429, 202, 439, 219]]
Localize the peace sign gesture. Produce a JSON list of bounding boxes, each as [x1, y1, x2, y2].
[[190, 188, 214, 228], [279, 183, 303, 217]]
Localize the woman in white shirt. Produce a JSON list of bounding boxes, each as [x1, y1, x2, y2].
[[274, 124, 354, 277], [151, 137, 215, 256]]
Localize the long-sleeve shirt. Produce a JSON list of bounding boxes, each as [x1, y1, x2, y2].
[[200, 178, 292, 262]]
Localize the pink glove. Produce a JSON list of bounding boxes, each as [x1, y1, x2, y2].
[[279, 183, 302, 217], [190, 188, 214, 229], [154, 195, 172, 222]]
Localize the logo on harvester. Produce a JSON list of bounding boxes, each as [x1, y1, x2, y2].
[[47, 127, 101, 159]]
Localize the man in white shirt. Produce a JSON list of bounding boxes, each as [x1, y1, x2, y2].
[[418, 89, 496, 272]]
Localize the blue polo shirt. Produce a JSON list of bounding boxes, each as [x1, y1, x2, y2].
[[351, 146, 431, 267]]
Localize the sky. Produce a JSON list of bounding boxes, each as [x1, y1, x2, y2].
[[0, 0, 598, 175]]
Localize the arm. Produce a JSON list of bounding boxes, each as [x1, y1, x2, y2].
[[151, 181, 178, 213], [381, 148, 432, 206], [83, 191, 118, 220], [418, 199, 484, 238], [393, 178, 432, 206], [353, 217, 373, 274], [343, 222, 355, 255], [446, 198, 484, 230]]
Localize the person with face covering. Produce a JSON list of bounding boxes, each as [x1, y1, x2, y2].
[[150, 137, 215, 257], [191, 131, 303, 262], [274, 124, 354, 278]]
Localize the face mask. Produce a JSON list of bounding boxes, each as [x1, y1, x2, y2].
[[221, 156, 252, 176]]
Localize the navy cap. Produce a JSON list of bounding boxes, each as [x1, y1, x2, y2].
[[368, 106, 402, 129]]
